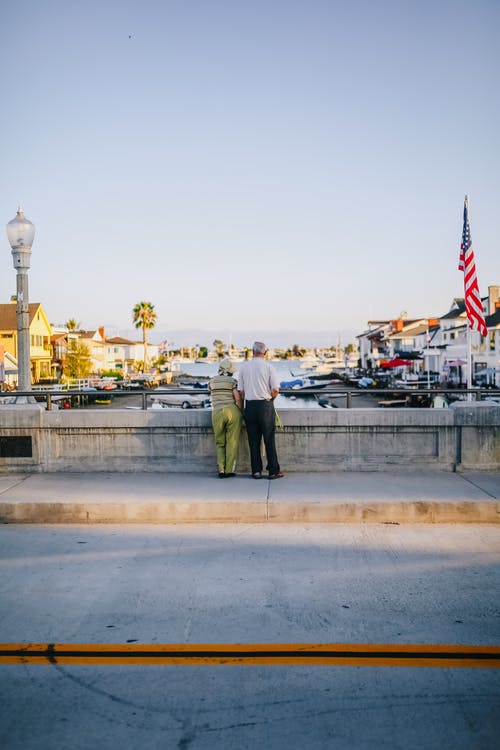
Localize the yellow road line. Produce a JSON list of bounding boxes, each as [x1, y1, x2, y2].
[[1, 643, 499, 667]]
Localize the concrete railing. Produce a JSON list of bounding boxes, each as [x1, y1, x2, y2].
[[0, 402, 498, 473]]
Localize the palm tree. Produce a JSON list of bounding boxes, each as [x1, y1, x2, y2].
[[132, 301, 157, 371], [65, 318, 81, 332]]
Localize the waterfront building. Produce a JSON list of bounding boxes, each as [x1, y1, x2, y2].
[[0, 349, 18, 388], [103, 335, 159, 374], [356, 316, 422, 370], [357, 284, 500, 386], [0, 301, 53, 384], [438, 286, 500, 385], [77, 328, 106, 374]]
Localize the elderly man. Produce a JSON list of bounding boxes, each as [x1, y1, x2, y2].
[[237, 341, 284, 480]]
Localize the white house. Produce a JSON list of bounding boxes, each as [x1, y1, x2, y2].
[[104, 336, 159, 374], [356, 284, 500, 386]]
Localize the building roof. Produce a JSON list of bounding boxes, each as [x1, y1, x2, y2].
[[386, 321, 423, 337], [356, 325, 387, 339], [106, 336, 138, 345], [441, 303, 466, 320], [402, 323, 430, 336], [79, 330, 99, 338], [440, 298, 466, 320], [485, 308, 500, 327], [0, 302, 45, 330]]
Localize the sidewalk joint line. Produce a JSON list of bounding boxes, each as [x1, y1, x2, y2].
[[457, 473, 498, 500], [0, 474, 32, 497]]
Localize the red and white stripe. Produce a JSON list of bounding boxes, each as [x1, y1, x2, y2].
[[461, 243, 487, 337], [459, 197, 488, 338]]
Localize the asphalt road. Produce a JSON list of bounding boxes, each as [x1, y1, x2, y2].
[[1, 523, 499, 749]]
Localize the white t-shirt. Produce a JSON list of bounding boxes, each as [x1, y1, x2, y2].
[[237, 358, 280, 401]]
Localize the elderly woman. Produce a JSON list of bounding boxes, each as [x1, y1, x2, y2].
[[209, 359, 243, 478]]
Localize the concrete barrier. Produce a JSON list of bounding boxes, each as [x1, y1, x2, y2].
[[0, 402, 498, 473]]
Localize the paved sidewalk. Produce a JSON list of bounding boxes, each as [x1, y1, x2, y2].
[[0, 471, 499, 524]]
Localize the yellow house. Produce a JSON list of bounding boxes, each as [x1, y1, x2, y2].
[[0, 302, 53, 384]]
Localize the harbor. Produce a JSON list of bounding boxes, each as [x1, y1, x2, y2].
[[18, 355, 498, 412]]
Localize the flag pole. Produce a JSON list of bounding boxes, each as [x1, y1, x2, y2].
[[458, 193, 487, 398], [466, 327, 472, 397], [464, 195, 472, 397], [426, 322, 430, 390]]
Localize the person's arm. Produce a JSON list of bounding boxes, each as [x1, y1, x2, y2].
[[233, 388, 243, 410], [237, 370, 245, 407], [270, 364, 280, 401]]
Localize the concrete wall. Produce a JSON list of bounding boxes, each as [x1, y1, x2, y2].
[[0, 403, 498, 473]]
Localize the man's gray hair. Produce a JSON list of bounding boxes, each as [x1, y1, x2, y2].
[[252, 341, 266, 355]]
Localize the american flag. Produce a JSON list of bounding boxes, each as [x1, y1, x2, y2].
[[459, 196, 488, 337]]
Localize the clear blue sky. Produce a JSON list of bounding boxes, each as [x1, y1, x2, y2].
[[1, 0, 498, 348]]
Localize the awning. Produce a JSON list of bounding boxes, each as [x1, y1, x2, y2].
[[475, 368, 500, 375], [380, 358, 414, 369], [394, 351, 423, 360]]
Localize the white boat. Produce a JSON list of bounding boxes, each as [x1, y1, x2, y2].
[[279, 376, 336, 395], [150, 392, 211, 409]]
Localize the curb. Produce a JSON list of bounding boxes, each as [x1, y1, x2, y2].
[[1, 500, 499, 524]]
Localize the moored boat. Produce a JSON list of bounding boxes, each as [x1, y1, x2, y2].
[[280, 377, 336, 395]]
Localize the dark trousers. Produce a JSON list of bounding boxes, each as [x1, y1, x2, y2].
[[244, 400, 280, 475]]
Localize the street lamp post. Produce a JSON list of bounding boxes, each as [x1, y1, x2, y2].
[[426, 323, 431, 391], [6, 207, 35, 392]]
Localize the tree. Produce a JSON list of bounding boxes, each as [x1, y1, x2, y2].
[[65, 318, 81, 332], [292, 344, 305, 357], [132, 301, 157, 371], [65, 340, 91, 379], [213, 339, 225, 358], [101, 369, 123, 381]]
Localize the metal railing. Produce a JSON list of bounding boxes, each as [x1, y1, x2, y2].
[[333, 387, 486, 409], [282, 386, 489, 408], [1, 386, 498, 410]]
